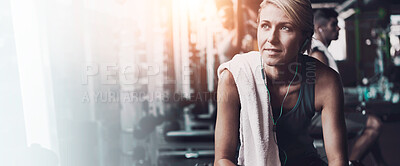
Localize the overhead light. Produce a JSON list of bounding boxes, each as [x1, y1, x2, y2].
[[311, 3, 338, 9], [339, 8, 356, 20], [336, 0, 357, 13]]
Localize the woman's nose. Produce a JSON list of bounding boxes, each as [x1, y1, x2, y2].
[[266, 28, 278, 44]]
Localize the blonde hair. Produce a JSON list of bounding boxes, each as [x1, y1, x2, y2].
[[257, 0, 314, 53]]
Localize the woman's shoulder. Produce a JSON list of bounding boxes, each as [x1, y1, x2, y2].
[[231, 51, 261, 69], [218, 51, 260, 72], [303, 55, 339, 82], [217, 51, 260, 83], [303, 55, 341, 93], [232, 51, 260, 61], [308, 55, 343, 110]]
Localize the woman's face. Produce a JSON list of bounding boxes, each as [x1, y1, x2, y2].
[[257, 4, 304, 66]]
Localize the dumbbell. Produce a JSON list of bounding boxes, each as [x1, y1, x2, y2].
[[162, 120, 180, 136]]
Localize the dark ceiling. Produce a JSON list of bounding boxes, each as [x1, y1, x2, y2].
[[311, 0, 400, 5], [311, 0, 346, 3]]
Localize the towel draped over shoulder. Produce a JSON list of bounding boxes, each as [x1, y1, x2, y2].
[[217, 51, 281, 166]]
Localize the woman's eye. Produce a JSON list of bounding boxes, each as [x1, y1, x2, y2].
[[261, 24, 269, 29], [281, 26, 290, 31]]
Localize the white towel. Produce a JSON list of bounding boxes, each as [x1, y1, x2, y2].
[[217, 51, 281, 166]]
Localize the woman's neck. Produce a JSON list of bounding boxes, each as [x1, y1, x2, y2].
[[263, 56, 301, 86]]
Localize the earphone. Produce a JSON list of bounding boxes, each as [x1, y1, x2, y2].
[[260, 56, 294, 166], [259, 38, 309, 166], [260, 60, 298, 127], [318, 28, 323, 32], [300, 38, 309, 53]]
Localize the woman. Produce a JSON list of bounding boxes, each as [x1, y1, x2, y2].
[[214, 0, 348, 165]]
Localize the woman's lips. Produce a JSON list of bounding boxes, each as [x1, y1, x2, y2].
[[264, 48, 282, 55]]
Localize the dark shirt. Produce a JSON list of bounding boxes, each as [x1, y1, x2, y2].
[[274, 55, 327, 166]]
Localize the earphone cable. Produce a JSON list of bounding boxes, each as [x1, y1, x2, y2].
[[260, 56, 299, 125]]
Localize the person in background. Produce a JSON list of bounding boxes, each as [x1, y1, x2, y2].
[[310, 8, 387, 166], [310, 9, 340, 73], [214, 0, 258, 64]]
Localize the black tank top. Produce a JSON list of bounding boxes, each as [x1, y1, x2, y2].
[[274, 55, 325, 165]]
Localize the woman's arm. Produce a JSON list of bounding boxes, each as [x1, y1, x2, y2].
[[317, 68, 349, 166], [214, 70, 240, 166]]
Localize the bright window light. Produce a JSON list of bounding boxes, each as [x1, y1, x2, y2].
[[328, 18, 347, 61], [11, 0, 58, 153]]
